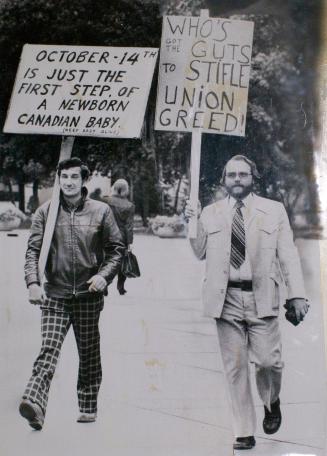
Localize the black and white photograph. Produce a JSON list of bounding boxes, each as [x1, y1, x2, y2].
[[0, 1, 326, 455]]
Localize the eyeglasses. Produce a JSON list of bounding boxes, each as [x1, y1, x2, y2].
[[226, 172, 252, 179]]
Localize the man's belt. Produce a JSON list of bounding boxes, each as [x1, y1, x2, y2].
[[228, 280, 253, 291]]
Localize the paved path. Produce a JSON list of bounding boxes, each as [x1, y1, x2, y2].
[[0, 232, 326, 456]]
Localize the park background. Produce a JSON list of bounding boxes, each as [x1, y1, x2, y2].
[[0, 1, 326, 456], [0, 0, 325, 237]]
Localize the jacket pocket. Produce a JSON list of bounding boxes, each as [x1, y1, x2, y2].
[[206, 219, 223, 234], [259, 223, 278, 248], [269, 271, 282, 310], [207, 223, 224, 249]]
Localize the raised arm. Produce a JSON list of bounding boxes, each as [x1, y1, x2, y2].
[[185, 199, 207, 260]]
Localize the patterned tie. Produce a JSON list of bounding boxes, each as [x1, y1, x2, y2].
[[230, 200, 245, 269]]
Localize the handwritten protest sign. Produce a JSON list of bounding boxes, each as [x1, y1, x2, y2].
[[155, 16, 254, 136], [4, 45, 158, 138], [3, 44, 158, 278]]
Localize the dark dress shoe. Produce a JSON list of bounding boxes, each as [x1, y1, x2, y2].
[[233, 436, 256, 450], [263, 398, 282, 434], [19, 399, 44, 430]]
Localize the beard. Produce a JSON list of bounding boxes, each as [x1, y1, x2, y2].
[[226, 184, 252, 199]]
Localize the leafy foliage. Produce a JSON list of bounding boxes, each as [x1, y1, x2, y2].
[[199, 8, 320, 227], [0, 0, 322, 230], [0, 0, 162, 215], [164, 0, 206, 16]]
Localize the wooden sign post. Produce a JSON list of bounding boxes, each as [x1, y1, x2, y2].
[[38, 136, 74, 279], [188, 9, 208, 239], [189, 130, 202, 237], [4, 44, 159, 281], [155, 10, 254, 238]]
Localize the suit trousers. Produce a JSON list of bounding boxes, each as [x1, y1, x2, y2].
[[23, 295, 104, 415], [216, 288, 283, 437]]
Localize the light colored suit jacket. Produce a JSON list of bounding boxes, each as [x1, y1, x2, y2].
[[190, 194, 306, 318]]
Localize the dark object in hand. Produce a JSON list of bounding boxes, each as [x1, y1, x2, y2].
[[284, 300, 300, 326], [121, 251, 141, 278]]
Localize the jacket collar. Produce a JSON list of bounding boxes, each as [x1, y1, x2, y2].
[[227, 193, 254, 210], [223, 193, 268, 213], [249, 194, 269, 214], [211, 193, 269, 228]]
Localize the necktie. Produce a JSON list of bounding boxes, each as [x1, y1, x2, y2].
[[230, 200, 245, 269]]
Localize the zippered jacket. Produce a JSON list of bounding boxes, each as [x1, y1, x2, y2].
[[24, 191, 125, 298]]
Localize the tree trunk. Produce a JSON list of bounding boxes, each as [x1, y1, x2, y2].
[[141, 183, 149, 226], [130, 178, 134, 202], [173, 175, 182, 213], [158, 161, 164, 214], [33, 179, 40, 209], [18, 182, 25, 212], [6, 179, 14, 203]]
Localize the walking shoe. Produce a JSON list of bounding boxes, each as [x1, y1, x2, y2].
[[233, 436, 256, 450], [19, 399, 44, 430], [263, 398, 282, 434], [77, 412, 97, 423]]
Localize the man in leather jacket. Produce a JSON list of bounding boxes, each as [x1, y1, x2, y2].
[[19, 157, 124, 430]]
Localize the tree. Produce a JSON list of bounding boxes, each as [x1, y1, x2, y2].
[[23, 159, 46, 212], [0, 0, 162, 217], [160, 0, 321, 228], [163, 0, 206, 15], [198, 6, 321, 229], [0, 0, 322, 230]]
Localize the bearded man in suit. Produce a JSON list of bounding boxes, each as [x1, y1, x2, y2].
[[185, 155, 309, 450]]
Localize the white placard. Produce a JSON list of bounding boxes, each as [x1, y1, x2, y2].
[[155, 16, 254, 136], [4, 45, 158, 138]]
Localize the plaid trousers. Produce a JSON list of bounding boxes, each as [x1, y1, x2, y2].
[[23, 294, 104, 415]]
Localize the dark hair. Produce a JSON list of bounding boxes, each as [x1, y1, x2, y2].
[[220, 155, 261, 185], [57, 157, 90, 181]]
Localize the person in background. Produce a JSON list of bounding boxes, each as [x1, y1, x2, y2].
[[89, 187, 103, 201], [105, 179, 135, 295]]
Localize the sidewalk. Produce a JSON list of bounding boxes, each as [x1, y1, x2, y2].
[[0, 232, 326, 456]]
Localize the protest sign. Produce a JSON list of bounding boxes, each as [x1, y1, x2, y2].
[[155, 15, 254, 136], [155, 12, 254, 237], [4, 45, 158, 138], [3, 44, 158, 278]]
